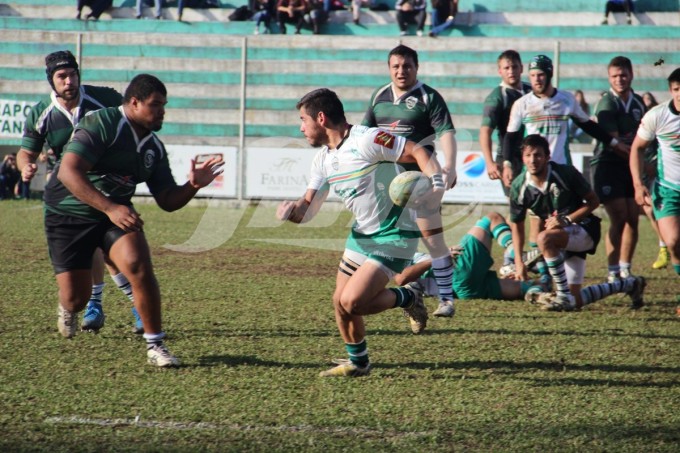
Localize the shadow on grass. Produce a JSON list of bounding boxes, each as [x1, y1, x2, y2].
[[195, 354, 319, 369]]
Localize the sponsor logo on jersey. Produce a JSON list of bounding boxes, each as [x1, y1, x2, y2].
[[405, 96, 418, 110], [381, 121, 413, 135], [143, 149, 155, 169], [374, 131, 395, 149]]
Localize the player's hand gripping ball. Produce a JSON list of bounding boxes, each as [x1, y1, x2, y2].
[[389, 171, 433, 207]]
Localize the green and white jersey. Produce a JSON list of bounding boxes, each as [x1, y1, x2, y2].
[[507, 89, 591, 165], [44, 106, 177, 220], [509, 161, 593, 223], [637, 100, 680, 192], [308, 125, 417, 235], [481, 81, 531, 156], [591, 89, 646, 165], [361, 81, 455, 152], [21, 85, 123, 158]]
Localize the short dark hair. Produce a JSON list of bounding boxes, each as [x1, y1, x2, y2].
[[498, 50, 522, 66], [296, 88, 346, 124], [668, 68, 680, 86], [608, 56, 633, 73], [388, 45, 418, 68], [521, 134, 550, 156], [124, 74, 167, 103]]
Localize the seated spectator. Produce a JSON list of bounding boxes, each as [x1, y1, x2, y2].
[[302, 0, 330, 34], [395, 0, 426, 36], [428, 0, 456, 37], [251, 0, 276, 33], [601, 0, 633, 25], [76, 0, 113, 20], [0, 154, 20, 200], [136, 0, 163, 19], [277, 0, 307, 34]]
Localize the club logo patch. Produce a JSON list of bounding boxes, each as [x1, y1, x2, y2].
[[405, 96, 418, 110], [144, 149, 155, 169], [602, 185, 611, 196], [374, 131, 395, 149]]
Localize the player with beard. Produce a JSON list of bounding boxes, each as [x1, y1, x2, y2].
[[278, 88, 443, 377], [44, 74, 224, 366], [17, 51, 143, 334]]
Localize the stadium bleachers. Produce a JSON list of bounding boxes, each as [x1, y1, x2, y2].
[[0, 0, 677, 151]]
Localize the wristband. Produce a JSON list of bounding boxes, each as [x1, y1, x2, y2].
[[502, 160, 513, 169], [559, 215, 573, 226], [610, 137, 619, 147], [430, 173, 445, 190]]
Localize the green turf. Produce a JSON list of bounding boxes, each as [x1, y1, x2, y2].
[[0, 200, 678, 452]]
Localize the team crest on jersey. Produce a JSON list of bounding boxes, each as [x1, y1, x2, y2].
[[331, 155, 339, 170], [602, 185, 611, 196], [632, 108, 642, 122], [143, 149, 155, 168], [374, 131, 395, 149], [405, 96, 418, 110], [550, 182, 561, 199]]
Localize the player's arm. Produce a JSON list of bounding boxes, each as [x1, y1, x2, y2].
[[438, 130, 458, 189], [574, 118, 630, 156], [479, 125, 500, 180], [501, 130, 521, 187], [17, 148, 41, 182], [58, 152, 144, 232], [545, 190, 599, 230], [630, 134, 653, 207], [153, 157, 225, 212], [393, 258, 432, 286], [400, 139, 445, 194], [509, 219, 528, 281], [277, 188, 328, 224]]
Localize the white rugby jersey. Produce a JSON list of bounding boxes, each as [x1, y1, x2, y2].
[[308, 125, 411, 235], [507, 89, 591, 165], [637, 101, 680, 192]]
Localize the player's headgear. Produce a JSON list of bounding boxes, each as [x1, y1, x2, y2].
[[45, 50, 79, 89], [528, 54, 553, 79]]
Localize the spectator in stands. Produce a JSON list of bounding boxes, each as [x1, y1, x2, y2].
[[251, 0, 276, 33], [136, 0, 163, 19], [303, 0, 330, 34], [642, 91, 658, 110], [277, 0, 308, 34], [601, 0, 633, 25], [177, 0, 185, 21], [570, 89, 592, 142], [428, 0, 456, 37], [76, 0, 113, 20], [395, 0, 427, 36], [0, 154, 20, 200]]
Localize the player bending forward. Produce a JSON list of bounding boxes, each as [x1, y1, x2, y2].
[[277, 88, 445, 378], [508, 135, 645, 311]]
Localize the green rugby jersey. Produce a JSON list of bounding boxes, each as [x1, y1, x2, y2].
[[44, 106, 177, 220], [591, 89, 646, 166], [481, 82, 531, 156], [361, 81, 455, 152], [509, 161, 593, 223], [21, 85, 123, 159]]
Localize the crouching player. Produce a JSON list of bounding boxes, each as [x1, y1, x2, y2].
[[277, 88, 446, 378], [509, 134, 645, 311]]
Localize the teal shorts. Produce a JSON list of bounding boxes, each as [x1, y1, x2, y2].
[[652, 181, 680, 220], [345, 227, 420, 274], [452, 234, 503, 300]]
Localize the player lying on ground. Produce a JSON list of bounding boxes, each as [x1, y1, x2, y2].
[[394, 211, 547, 308]]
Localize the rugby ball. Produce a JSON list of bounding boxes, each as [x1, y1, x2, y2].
[[389, 171, 432, 207]]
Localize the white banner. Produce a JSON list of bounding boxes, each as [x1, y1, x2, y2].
[[245, 147, 320, 199], [135, 145, 238, 197], [0, 99, 33, 138]]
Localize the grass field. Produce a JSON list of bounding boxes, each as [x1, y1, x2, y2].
[[0, 199, 678, 452]]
